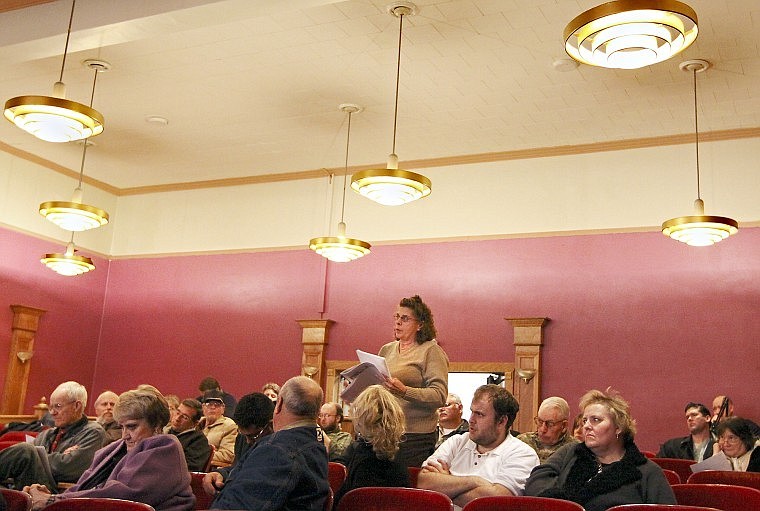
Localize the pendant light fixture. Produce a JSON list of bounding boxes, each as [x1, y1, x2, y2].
[[310, 104, 371, 262], [661, 60, 738, 247], [564, 0, 698, 70], [41, 232, 95, 276], [4, 0, 104, 142], [39, 60, 110, 231], [350, 2, 431, 206]]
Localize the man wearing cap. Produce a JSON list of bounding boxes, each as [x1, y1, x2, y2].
[[200, 390, 238, 466]]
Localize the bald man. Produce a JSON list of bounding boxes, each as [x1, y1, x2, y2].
[[94, 390, 122, 444]]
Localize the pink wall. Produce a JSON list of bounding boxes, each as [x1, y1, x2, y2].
[[2, 225, 758, 451]]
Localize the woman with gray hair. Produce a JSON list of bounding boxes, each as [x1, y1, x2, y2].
[[25, 388, 194, 511]]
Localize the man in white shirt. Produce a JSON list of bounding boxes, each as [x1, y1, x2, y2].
[[418, 385, 539, 509]]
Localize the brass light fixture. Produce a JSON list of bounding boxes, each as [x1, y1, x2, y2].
[[41, 233, 95, 276], [350, 2, 431, 206], [4, 0, 104, 142], [309, 104, 371, 262], [564, 0, 698, 70], [662, 60, 738, 247], [39, 60, 110, 231]]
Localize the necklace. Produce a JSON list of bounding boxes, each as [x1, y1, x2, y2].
[[586, 461, 604, 483]]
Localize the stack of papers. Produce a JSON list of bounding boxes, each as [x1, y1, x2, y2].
[[339, 350, 390, 402]]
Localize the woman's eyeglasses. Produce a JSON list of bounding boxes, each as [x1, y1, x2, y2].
[[393, 313, 417, 323]]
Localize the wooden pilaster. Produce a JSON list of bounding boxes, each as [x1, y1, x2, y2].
[[2, 305, 46, 414], [297, 319, 334, 390], [505, 317, 548, 434]]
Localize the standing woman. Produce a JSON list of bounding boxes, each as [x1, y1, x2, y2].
[[379, 295, 448, 467]]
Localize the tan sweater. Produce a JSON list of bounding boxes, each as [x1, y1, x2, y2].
[[379, 339, 449, 434]]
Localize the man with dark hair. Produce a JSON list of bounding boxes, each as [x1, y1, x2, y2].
[[657, 402, 715, 461], [209, 376, 329, 511], [318, 402, 352, 462], [196, 377, 237, 417], [418, 385, 539, 509], [165, 398, 212, 471]]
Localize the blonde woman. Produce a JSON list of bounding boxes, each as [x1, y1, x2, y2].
[[334, 385, 410, 506]]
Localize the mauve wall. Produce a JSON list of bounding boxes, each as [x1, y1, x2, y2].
[[3, 225, 759, 450]]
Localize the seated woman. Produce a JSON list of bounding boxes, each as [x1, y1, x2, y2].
[[714, 417, 760, 472], [25, 388, 194, 511], [334, 385, 410, 506], [524, 388, 675, 511]]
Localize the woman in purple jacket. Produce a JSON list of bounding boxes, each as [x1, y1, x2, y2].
[[26, 388, 194, 511]]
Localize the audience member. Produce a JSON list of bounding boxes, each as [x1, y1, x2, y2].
[[436, 393, 469, 448], [379, 295, 449, 467], [165, 398, 212, 471], [711, 395, 760, 438], [657, 402, 715, 461], [418, 385, 538, 509], [518, 396, 577, 463], [202, 392, 275, 496], [0, 381, 106, 490], [24, 388, 194, 511], [165, 394, 181, 423], [261, 383, 280, 403], [199, 390, 238, 466], [334, 385, 410, 507], [572, 413, 584, 442], [524, 388, 675, 511], [318, 402, 352, 462], [209, 376, 329, 511], [197, 377, 237, 417], [713, 417, 760, 472], [94, 390, 122, 444]]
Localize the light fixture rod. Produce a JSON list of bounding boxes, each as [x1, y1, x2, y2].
[[692, 65, 701, 201], [58, 0, 76, 84], [340, 109, 353, 224], [391, 10, 405, 155]]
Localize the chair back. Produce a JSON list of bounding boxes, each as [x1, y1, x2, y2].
[[651, 458, 696, 485], [0, 488, 33, 511], [687, 470, 760, 491], [607, 505, 722, 511], [44, 498, 155, 511], [641, 450, 657, 459], [662, 469, 681, 485], [672, 483, 760, 511], [202, 444, 216, 472], [0, 431, 39, 442], [408, 466, 422, 488], [190, 472, 215, 511], [328, 462, 347, 494], [0, 440, 20, 451], [336, 487, 454, 511], [462, 495, 585, 511]]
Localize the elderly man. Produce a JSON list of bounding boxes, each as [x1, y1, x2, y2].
[[0, 381, 106, 490], [517, 396, 577, 463], [418, 385, 539, 510], [318, 402, 352, 462], [93, 390, 122, 444], [197, 377, 237, 417], [436, 393, 470, 448], [210, 376, 330, 511], [165, 398, 212, 471], [657, 402, 714, 462], [200, 390, 238, 467]]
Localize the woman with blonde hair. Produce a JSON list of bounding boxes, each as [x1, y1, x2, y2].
[[334, 385, 410, 506]]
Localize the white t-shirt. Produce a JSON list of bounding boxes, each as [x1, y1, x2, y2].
[[423, 432, 540, 496]]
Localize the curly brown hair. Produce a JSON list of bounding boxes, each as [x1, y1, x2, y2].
[[399, 295, 437, 344]]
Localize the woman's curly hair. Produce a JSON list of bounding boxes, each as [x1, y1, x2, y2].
[[352, 385, 406, 460]]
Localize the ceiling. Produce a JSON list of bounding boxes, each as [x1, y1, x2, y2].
[[1, 0, 759, 195]]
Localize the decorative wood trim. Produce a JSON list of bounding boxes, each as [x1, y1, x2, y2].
[[506, 317, 549, 434], [2, 305, 46, 414], [297, 319, 334, 389]]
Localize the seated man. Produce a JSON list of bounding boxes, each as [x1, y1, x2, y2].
[[199, 390, 238, 467], [93, 390, 122, 445], [165, 398, 212, 471], [657, 402, 714, 462], [517, 396, 577, 463], [711, 395, 760, 438], [197, 377, 237, 417], [202, 392, 275, 495], [436, 393, 470, 448], [0, 381, 106, 490], [418, 385, 539, 510], [318, 402, 352, 462], [209, 376, 330, 511]]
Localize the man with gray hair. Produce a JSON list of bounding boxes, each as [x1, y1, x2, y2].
[[436, 393, 469, 448], [210, 376, 330, 511], [93, 390, 121, 444], [517, 396, 577, 463], [0, 381, 106, 490]]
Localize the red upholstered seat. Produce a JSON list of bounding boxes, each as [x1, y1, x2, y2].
[[641, 450, 657, 459], [651, 458, 697, 485], [202, 444, 216, 472], [607, 505, 721, 511], [190, 472, 215, 511], [672, 483, 760, 511], [462, 495, 585, 511], [0, 488, 33, 511], [408, 466, 422, 488], [0, 431, 39, 442], [687, 470, 760, 491], [0, 440, 21, 451], [328, 462, 347, 495], [662, 469, 682, 485], [44, 498, 155, 511], [336, 487, 454, 511]]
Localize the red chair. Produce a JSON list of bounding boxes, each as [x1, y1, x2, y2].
[[687, 470, 760, 491], [45, 498, 155, 511], [651, 458, 696, 486], [328, 462, 347, 495], [672, 483, 760, 511], [641, 450, 657, 459], [607, 505, 721, 511], [0, 488, 33, 511], [190, 472, 215, 511], [0, 431, 39, 442], [462, 495, 585, 511], [0, 440, 20, 451], [202, 444, 216, 472], [662, 469, 681, 485], [336, 487, 454, 511], [408, 466, 422, 488]]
